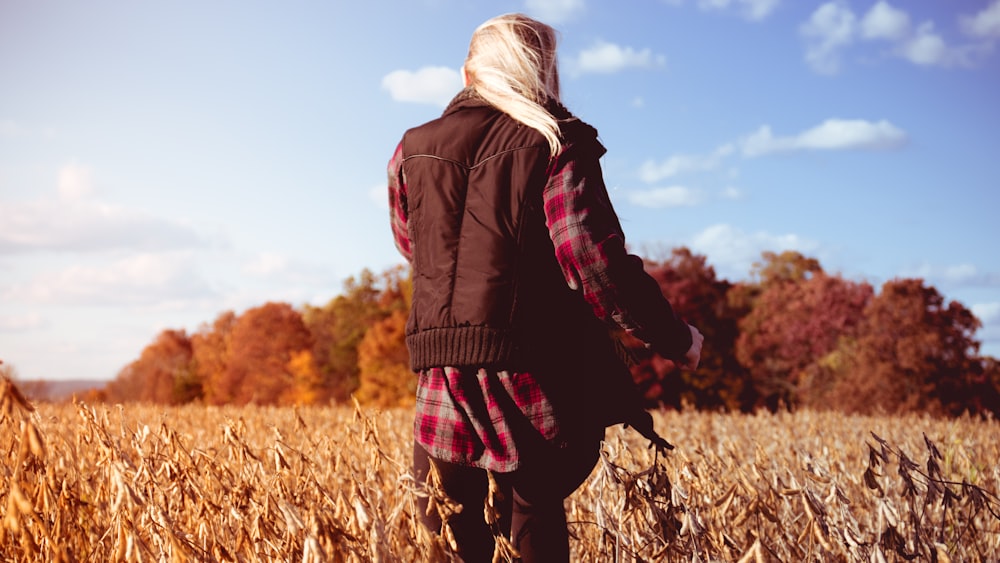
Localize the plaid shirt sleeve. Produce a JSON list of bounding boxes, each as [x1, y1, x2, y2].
[[543, 141, 693, 361], [387, 141, 412, 263]]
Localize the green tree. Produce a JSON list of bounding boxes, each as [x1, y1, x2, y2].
[[303, 266, 410, 402]]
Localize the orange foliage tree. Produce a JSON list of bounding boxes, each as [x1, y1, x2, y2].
[[192, 311, 236, 405], [106, 329, 198, 404], [214, 302, 317, 406], [354, 309, 414, 407]]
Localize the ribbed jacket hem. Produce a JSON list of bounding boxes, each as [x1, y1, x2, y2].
[[407, 326, 517, 371]]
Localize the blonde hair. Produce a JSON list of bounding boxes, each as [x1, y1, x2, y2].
[[464, 13, 563, 155]]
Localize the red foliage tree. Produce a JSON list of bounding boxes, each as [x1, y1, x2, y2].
[[736, 272, 873, 409], [731, 250, 876, 410], [626, 247, 750, 410], [821, 278, 985, 415]]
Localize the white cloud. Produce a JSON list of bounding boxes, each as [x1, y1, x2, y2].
[[800, 1, 857, 74], [381, 66, 463, 107], [902, 262, 1000, 288], [0, 163, 206, 254], [3, 253, 214, 306], [861, 1, 910, 41], [802, 1, 990, 72], [0, 198, 205, 254], [721, 185, 745, 200], [973, 302, 1000, 324], [0, 313, 46, 333], [524, 0, 585, 24], [688, 223, 820, 280], [573, 40, 666, 75], [627, 186, 703, 208], [639, 144, 734, 182], [961, 0, 1000, 39], [57, 162, 95, 201], [742, 119, 906, 157], [897, 22, 962, 67], [697, 0, 781, 21], [242, 252, 289, 277]]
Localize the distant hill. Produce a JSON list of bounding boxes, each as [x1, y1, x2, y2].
[[17, 379, 107, 403]]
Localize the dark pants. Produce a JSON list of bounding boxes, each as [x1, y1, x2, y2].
[[413, 440, 599, 562]]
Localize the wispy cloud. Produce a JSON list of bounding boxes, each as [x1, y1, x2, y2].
[[801, 1, 997, 73], [901, 262, 1000, 288], [688, 223, 821, 280], [639, 144, 734, 183], [524, 0, 586, 24], [2, 252, 215, 306], [861, 1, 910, 41], [381, 66, 463, 107], [571, 40, 666, 75], [57, 162, 95, 201], [974, 302, 1000, 324], [0, 313, 46, 333], [241, 252, 289, 277], [960, 0, 1000, 40], [636, 118, 905, 195], [800, 1, 857, 74], [696, 0, 781, 21], [741, 119, 906, 156], [626, 186, 704, 208], [0, 164, 206, 254], [972, 302, 1000, 354]]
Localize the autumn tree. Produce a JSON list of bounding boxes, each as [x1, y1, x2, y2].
[[627, 247, 750, 410], [192, 311, 236, 405], [219, 302, 316, 406], [303, 266, 410, 402], [105, 329, 197, 404], [818, 278, 985, 415], [729, 252, 842, 409], [355, 309, 414, 407], [736, 271, 873, 410]]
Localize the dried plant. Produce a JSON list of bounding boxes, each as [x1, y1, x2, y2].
[[1, 376, 997, 561]]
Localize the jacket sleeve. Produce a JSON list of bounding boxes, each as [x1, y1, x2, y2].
[[387, 141, 412, 263], [542, 136, 693, 362]]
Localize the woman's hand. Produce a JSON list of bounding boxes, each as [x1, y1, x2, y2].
[[677, 325, 704, 370]]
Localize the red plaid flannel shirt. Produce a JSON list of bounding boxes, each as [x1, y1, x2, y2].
[[388, 128, 687, 472]]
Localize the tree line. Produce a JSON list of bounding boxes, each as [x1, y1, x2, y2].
[[96, 249, 1000, 416]]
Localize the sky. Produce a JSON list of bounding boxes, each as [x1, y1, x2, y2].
[[2, 0, 999, 382]]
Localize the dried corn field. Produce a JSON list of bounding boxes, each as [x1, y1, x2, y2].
[[2, 377, 999, 562]]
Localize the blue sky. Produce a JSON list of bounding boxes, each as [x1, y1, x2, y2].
[[2, 0, 999, 381]]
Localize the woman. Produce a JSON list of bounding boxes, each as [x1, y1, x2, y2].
[[387, 13, 703, 561]]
